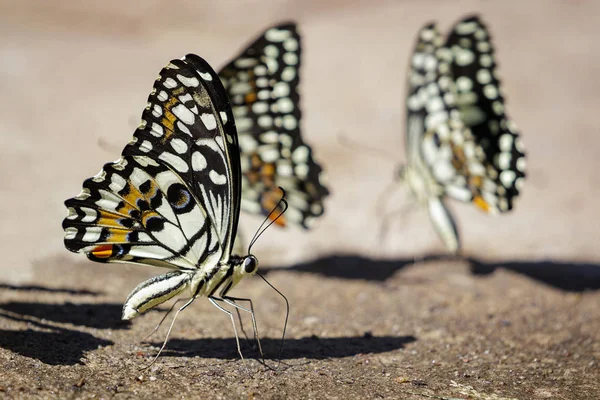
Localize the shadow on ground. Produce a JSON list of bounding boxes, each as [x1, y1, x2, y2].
[[0, 311, 113, 365], [263, 254, 600, 292], [0, 283, 99, 296], [0, 300, 126, 365], [1, 252, 597, 366], [150, 334, 416, 360], [0, 301, 130, 330]]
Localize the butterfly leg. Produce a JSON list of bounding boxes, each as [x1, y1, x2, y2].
[[378, 200, 419, 244], [234, 307, 251, 341], [375, 180, 401, 220], [141, 298, 185, 343], [209, 296, 245, 361], [141, 296, 196, 370], [222, 296, 264, 362]]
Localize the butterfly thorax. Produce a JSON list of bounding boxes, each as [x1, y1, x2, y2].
[[189, 254, 259, 299], [397, 161, 444, 206]]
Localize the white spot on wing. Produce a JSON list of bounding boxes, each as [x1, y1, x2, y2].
[[455, 49, 475, 66], [209, 170, 227, 185], [282, 115, 297, 130], [283, 52, 298, 66], [140, 140, 153, 153], [476, 69, 492, 85], [172, 104, 195, 125], [192, 151, 207, 171], [170, 138, 188, 154], [499, 134, 514, 152], [151, 123, 164, 137], [265, 28, 291, 42], [500, 170, 516, 188], [177, 121, 191, 135], [219, 111, 228, 124], [199, 71, 213, 81], [292, 145, 309, 164], [295, 163, 309, 179], [201, 113, 217, 130], [80, 207, 97, 223], [284, 37, 299, 51], [82, 227, 101, 243], [177, 74, 199, 87], [159, 152, 189, 173], [483, 84, 498, 100], [273, 82, 290, 98], [281, 67, 296, 82], [163, 77, 177, 89], [64, 227, 77, 240]]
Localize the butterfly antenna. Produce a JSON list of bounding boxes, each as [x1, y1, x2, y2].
[[257, 271, 289, 365], [337, 133, 399, 163], [248, 187, 288, 254]]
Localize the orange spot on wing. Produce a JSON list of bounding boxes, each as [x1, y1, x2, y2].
[[450, 143, 467, 171], [96, 210, 127, 227], [116, 199, 136, 215], [121, 184, 145, 211], [260, 163, 276, 187], [96, 217, 122, 227], [261, 163, 275, 177], [245, 92, 257, 104], [473, 195, 491, 212], [251, 154, 262, 168], [161, 97, 179, 139], [95, 210, 124, 227], [107, 230, 129, 243], [91, 245, 113, 258], [469, 175, 483, 188]]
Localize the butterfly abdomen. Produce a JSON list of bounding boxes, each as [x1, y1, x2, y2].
[[122, 271, 192, 320]]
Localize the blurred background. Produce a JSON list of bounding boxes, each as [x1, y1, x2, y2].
[[1, 0, 598, 283]]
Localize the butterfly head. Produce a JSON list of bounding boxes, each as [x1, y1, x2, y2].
[[230, 254, 259, 288]]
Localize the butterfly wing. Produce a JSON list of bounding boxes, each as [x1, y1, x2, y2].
[[219, 22, 329, 229], [63, 54, 240, 271], [405, 23, 465, 252], [445, 15, 526, 212]]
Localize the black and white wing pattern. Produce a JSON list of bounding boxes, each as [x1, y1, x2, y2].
[[219, 22, 329, 229], [403, 23, 467, 253], [444, 15, 526, 211], [63, 55, 256, 320], [401, 16, 526, 253]]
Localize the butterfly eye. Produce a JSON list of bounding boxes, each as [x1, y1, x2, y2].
[[244, 255, 258, 274]]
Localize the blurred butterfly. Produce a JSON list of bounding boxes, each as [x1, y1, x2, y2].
[[63, 54, 285, 361], [219, 22, 329, 233], [397, 15, 526, 253]]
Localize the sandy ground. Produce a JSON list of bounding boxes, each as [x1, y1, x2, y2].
[[1, 0, 599, 398]]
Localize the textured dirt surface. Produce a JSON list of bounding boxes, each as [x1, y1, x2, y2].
[[1, 256, 598, 399], [1, 0, 599, 399]]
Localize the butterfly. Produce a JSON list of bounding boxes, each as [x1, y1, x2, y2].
[[398, 15, 526, 253], [219, 22, 329, 231], [62, 54, 279, 360]]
